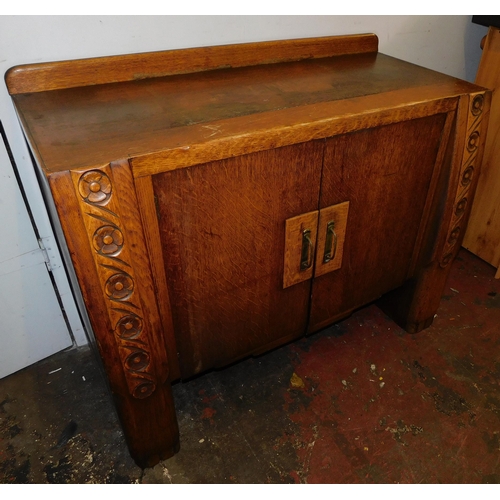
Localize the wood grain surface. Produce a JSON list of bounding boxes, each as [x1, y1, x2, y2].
[[308, 114, 448, 332], [283, 210, 319, 289], [134, 175, 181, 381], [314, 201, 350, 278], [12, 52, 473, 177], [463, 27, 500, 276], [152, 142, 323, 378], [377, 93, 489, 333], [8, 35, 491, 466], [48, 166, 179, 467], [5, 34, 379, 94]]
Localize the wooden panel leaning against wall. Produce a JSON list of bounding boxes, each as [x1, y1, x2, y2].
[[5, 33, 490, 467]]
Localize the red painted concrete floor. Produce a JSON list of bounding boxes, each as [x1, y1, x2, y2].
[[1, 248, 500, 483]]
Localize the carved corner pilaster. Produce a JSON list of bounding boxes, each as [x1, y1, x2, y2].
[[70, 163, 167, 399], [440, 92, 488, 268]]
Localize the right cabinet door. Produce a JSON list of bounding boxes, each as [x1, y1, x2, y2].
[[309, 114, 449, 332]]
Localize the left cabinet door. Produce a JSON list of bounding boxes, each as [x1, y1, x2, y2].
[[152, 141, 324, 378], [0, 128, 72, 378]]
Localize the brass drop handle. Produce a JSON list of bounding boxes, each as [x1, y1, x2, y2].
[[300, 229, 314, 271], [323, 220, 338, 263]]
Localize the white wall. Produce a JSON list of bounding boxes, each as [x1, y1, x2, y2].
[[0, 15, 488, 348]]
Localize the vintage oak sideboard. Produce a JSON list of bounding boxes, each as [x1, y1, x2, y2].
[[5, 34, 490, 467]]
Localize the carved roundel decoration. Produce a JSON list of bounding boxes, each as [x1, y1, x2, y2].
[[455, 197, 468, 217], [93, 225, 124, 256], [115, 314, 143, 340], [448, 226, 461, 246], [440, 252, 453, 268], [471, 94, 484, 116], [132, 381, 156, 399], [78, 170, 112, 205], [467, 131, 480, 153], [105, 272, 134, 300], [461, 166, 474, 187], [125, 349, 150, 372]]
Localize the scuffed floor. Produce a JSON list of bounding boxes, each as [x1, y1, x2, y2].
[[1, 249, 500, 483]]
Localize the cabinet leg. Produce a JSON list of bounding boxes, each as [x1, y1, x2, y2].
[[377, 262, 450, 334], [114, 380, 180, 468], [380, 91, 490, 334], [48, 166, 180, 467]]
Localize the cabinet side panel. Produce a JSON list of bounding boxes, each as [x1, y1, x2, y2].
[[309, 114, 447, 331], [152, 141, 323, 378]]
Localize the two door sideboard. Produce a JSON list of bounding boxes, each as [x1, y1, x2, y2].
[[6, 34, 489, 467]]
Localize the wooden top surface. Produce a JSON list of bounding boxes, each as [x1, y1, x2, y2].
[[11, 42, 481, 178]]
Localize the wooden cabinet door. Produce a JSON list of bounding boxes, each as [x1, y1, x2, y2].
[[309, 114, 449, 332], [152, 141, 323, 378]]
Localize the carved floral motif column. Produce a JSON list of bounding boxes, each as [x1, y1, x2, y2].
[[441, 92, 488, 268], [71, 166, 160, 398]]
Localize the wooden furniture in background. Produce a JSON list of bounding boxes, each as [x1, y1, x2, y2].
[[463, 27, 500, 277], [5, 34, 490, 467]]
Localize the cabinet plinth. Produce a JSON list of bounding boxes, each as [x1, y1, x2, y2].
[[6, 34, 490, 467]]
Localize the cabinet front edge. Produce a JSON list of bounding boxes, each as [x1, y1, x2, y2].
[[130, 94, 459, 178]]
